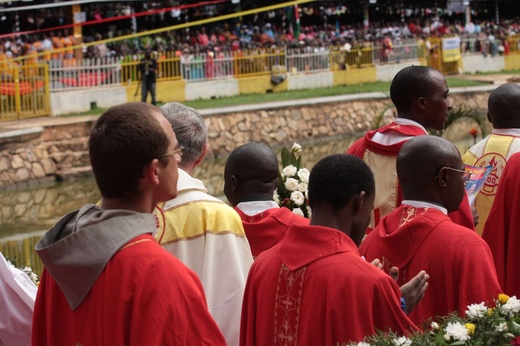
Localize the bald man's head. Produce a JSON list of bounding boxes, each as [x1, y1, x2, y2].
[[224, 142, 279, 206], [397, 136, 466, 212], [488, 83, 520, 129]]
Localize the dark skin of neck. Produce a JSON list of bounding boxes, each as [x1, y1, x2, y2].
[[238, 192, 274, 203]]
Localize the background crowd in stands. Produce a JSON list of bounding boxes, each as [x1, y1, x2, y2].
[[0, 0, 519, 67]]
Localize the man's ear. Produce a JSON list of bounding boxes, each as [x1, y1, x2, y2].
[[436, 168, 448, 187], [352, 191, 366, 213], [147, 159, 161, 186], [230, 175, 239, 194], [193, 143, 210, 168], [417, 97, 427, 110]]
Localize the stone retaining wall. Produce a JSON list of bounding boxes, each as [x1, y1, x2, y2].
[[0, 89, 492, 190]]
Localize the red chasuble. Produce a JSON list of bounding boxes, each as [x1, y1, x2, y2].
[[483, 152, 520, 297], [360, 205, 501, 325], [235, 207, 310, 258], [32, 235, 226, 346], [240, 224, 417, 345], [347, 122, 475, 231]]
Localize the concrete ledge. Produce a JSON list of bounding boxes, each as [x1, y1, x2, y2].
[[462, 55, 505, 74], [0, 127, 43, 145], [288, 72, 334, 90], [376, 61, 422, 81], [185, 79, 239, 101], [50, 87, 126, 116], [199, 91, 389, 116]]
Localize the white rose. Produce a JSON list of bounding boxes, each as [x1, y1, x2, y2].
[[273, 190, 280, 204], [306, 206, 312, 218], [356, 343, 371, 346], [290, 191, 305, 206], [292, 207, 304, 217], [291, 143, 302, 153], [297, 182, 308, 192], [297, 168, 310, 183], [431, 322, 440, 331], [281, 165, 297, 178], [285, 178, 299, 192], [305, 190, 308, 200]]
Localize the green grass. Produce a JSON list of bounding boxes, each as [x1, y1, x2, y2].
[[60, 76, 490, 117], [473, 69, 520, 75]]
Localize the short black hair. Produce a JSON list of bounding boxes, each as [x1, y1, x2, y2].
[[309, 154, 374, 211], [89, 102, 169, 199], [488, 82, 520, 128], [390, 65, 439, 113]]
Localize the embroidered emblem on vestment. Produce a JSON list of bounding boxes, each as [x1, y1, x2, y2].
[[274, 264, 306, 346]]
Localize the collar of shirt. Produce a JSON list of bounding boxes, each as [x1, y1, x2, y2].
[[236, 200, 279, 216], [492, 128, 520, 137], [402, 200, 448, 215], [371, 118, 428, 146]]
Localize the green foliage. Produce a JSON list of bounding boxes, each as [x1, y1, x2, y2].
[[348, 295, 520, 346], [372, 103, 394, 130], [430, 103, 486, 137]]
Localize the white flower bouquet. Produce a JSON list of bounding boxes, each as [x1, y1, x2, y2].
[[346, 294, 520, 346], [275, 143, 311, 218]]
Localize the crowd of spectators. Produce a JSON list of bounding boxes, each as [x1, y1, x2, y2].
[[0, 1, 519, 69]]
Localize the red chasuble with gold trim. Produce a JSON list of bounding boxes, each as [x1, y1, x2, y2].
[[360, 205, 501, 325], [240, 224, 417, 345]]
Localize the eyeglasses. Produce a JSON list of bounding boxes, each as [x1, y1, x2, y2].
[[159, 146, 184, 160], [434, 166, 471, 182]]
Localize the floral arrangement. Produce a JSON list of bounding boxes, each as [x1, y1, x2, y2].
[[274, 143, 311, 218], [349, 294, 520, 346]]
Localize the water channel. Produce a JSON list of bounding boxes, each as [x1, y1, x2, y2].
[[0, 132, 478, 276], [0, 136, 363, 275]]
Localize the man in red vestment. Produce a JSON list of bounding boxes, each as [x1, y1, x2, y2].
[[483, 151, 520, 297], [224, 142, 310, 258], [360, 136, 502, 325], [32, 103, 225, 345], [347, 65, 475, 232], [240, 154, 422, 345]]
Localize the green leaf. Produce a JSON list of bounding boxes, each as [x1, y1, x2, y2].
[[281, 147, 291, 167], [276, 172, 287, 197]]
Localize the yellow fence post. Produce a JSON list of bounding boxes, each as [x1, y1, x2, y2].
[[14, 66, 21, 117], [44, 63, 50, 116]]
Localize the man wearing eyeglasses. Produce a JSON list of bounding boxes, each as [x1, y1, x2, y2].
[[360, 135, 501, 325], [32, 102, 225, 345], [157, 102, 253, 346]]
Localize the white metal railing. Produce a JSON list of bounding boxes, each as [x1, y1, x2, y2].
[[49, 58, 121, 92], [47, 42, 423, 90], [371, 42, 420, 64], [180, 51, 235, 82], [286, 47, 330, 73]]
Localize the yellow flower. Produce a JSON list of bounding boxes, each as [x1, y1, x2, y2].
[[465, 323, 476, 335], [499, 293, 510, 304], [488, 307, 495, 316]]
